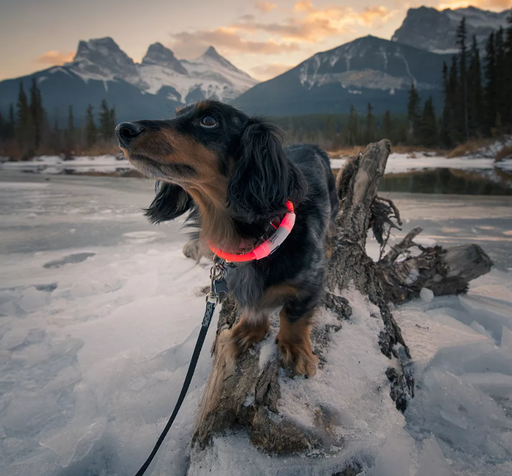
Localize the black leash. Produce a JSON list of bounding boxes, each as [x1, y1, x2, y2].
[[134, 261, 227, 476]]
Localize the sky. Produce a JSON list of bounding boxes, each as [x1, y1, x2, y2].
[[0, 0, 510, 82]]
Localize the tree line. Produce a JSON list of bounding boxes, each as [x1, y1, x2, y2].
[[280, 12, 512, 150], [0, 79, 117, 159]]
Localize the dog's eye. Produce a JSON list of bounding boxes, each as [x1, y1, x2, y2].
[[200, 116, 217, 128]]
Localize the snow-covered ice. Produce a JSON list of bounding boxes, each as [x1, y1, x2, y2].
[[1, 170, 511, 475]]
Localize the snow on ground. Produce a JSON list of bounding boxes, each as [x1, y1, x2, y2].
[[1, 151, 511, 180], [330, 153, 512, 174], [0, 171, 512, 475]]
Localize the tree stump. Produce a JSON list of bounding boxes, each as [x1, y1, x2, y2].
[[186, 140, 493, 474]]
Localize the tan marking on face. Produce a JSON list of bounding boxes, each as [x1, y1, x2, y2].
[[196, 101, 209, 111], [145, 128, 238, 249], [276, 309, 318, 377]]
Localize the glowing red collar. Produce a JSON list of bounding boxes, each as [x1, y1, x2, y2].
[[208, 200, 296, 263]]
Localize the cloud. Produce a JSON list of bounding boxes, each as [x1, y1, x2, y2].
[[36, 50, 75, 65], [437, 0, 512, 10], [251, 62, 293, 80], [170, 27, 300, 58], [255, 2, 277, 13], [233, 2, 395, 43]]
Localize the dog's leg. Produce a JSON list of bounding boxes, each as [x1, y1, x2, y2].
[[276, 308, 318, 377], [230, 309, 270, 355]]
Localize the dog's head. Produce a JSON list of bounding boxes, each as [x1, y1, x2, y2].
[[116, 100, 305, 234]]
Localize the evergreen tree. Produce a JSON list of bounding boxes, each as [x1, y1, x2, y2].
[[99, 100, 111, 141], [456, 17, 469, 141], [109, 105, 117, 134], [382, 110, 393, 142], [29, 77, 45, 149], [85, 105, 97, 148], [419, 96, 437, 147], [467, 36, 484, 137], [65, 105, 76, 150], [494, 27, 507, 131], [16, 82, 30, 150], [407, 83, 421, 143], [505, 12, 512, 129], [448, 56, 463, 144], [365, 103, 376, 143], [346, 106, 359, 146], [440, 62, 452, 147], [484, 32, 497, 134], [324, 116, 336, 146]]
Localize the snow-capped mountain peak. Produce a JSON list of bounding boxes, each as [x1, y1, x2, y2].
[[141, 43, 188, 75], [392, 6, 509, 53], [69, 37, 141, 84], [64, 37, 257, 102]]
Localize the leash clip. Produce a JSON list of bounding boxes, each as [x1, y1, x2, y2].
[[206, 261, 227, 304]]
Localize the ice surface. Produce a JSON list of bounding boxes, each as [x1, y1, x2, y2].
[[1, 172, 512, 475]]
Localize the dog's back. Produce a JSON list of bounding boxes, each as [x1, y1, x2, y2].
[[285, 144, 339, 224]]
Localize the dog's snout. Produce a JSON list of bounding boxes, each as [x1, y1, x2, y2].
[[115, 122, 145, 148]]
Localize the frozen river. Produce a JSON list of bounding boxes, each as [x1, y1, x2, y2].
[[1, 171, 512, 475]]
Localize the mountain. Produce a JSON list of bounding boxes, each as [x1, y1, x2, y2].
[[232, 35, 452, 117], [0, 38, 257, 123], [392, 6, 510, 53]]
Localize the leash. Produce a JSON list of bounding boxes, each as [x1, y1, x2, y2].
[[134, 261, 227, 476]]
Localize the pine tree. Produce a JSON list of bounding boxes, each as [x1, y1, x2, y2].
[[440, 62, 452, 147], [85, 105, 97, 148], [456, 17, 469, 141], [419, 96, 437, 147], [407, 83, 421, 144], [365, 103, 376, 144], [99, 99, 112, 142], [6, 104, 15, 141], [65, 105, 75, 150], [16, 82, 30, 151], [109, 105, 117, 135], [29, 77, 45, 149], [448, 56, 463, 144], [494, 27, 507, 131], [505, 12, 512, 129], [484, 32, 497, 134], [382, 110, 393, 142], [467, 36, 484, 137], [346, 106, 359, 146]]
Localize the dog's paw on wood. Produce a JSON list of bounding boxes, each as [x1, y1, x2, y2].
[[230, 316, 270, 354], [276, 328, 319, 377]]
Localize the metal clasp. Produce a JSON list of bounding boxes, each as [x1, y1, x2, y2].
[[206, 261, 226, 304]]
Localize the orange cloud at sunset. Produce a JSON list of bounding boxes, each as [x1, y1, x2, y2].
[[36, 50, 75, 65], [438, 0, 512, 9], [232, 2, 395, 43], [255, 1, 277, 13], [251, 62, 294, 79], [170, 27, 300, 58]]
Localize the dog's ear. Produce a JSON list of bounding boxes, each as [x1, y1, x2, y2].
[[145, 182, 193, 224], [227, 119, 305, 221]]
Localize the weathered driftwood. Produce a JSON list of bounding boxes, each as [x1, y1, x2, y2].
[[188, 140, 493, 464]]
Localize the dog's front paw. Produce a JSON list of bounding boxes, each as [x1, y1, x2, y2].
[[276, 331, 318, 377], [230, 316, 270, 355]]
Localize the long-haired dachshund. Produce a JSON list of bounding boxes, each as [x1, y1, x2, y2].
[[115, 100, 338, 377]]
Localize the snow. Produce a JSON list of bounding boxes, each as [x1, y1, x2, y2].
[[330, 152, 512, 174], [0, 155, 131, 175], [1, 171, 512, 475]]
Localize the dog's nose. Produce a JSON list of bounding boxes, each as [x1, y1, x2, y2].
[[115, 122, 145, 148]]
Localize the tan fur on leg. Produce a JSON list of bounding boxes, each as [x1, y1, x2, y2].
[[230, 315, 270, 356], [276, 309, 318, 377]]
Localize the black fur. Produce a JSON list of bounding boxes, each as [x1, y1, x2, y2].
[[145, 182, 193, 224], [120, 100, 339, 329], [227, 119, 306, 223]]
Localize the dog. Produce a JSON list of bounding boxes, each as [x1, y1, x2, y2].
[[115, 100, 338, 377]]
